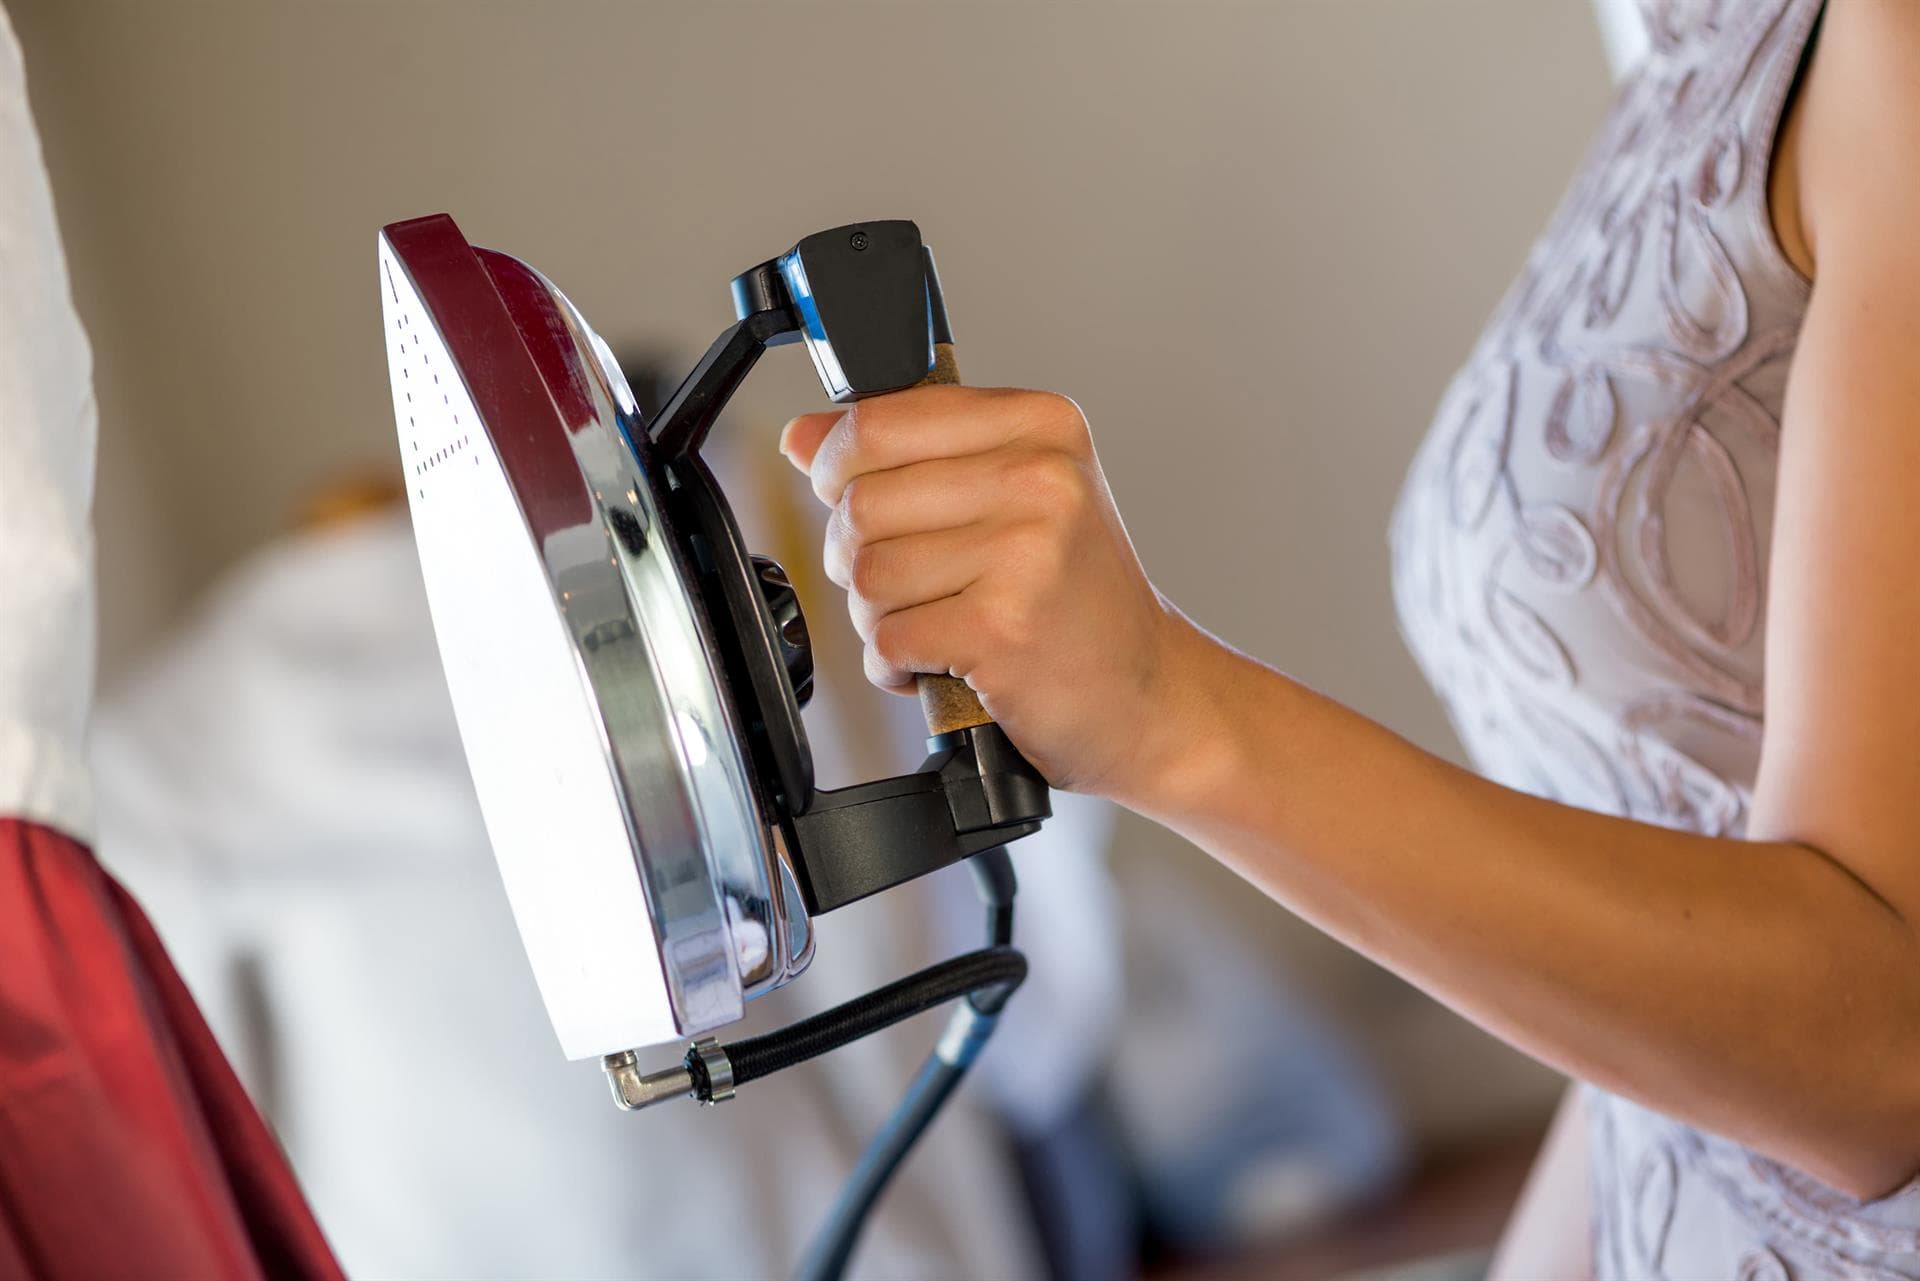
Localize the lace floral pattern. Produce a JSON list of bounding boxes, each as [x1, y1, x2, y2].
[[1391, 0, 1920, 1274]]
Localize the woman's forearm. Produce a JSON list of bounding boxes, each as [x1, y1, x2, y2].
[[1133, 617, 1920, 1198], [776, 378, 1920, 1197]]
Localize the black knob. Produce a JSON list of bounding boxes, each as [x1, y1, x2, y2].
[[751, 555, 813, 708]]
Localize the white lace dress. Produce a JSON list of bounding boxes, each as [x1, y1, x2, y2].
[[1391, 0, 1920, 1274]]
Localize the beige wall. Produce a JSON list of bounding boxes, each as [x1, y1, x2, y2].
[[12, 0, 1613, 1146]]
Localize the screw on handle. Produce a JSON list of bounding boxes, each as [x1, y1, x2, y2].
[[915, 343, 996, 736]]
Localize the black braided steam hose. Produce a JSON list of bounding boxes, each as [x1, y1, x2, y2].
[[684, 945, 1027, 1097]]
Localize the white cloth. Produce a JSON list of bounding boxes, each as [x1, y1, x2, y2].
[[1589, 0, 1651, 81], [94, 510, 1120, 1280], [0, 2, 97, 840]]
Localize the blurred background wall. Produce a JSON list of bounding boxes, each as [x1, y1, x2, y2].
[[11, 0, 1611, 1158]]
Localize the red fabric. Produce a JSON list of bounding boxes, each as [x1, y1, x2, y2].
[[0, 818, 344, 1281]]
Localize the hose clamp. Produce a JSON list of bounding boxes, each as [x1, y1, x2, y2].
[[689, 1036, 736, 1104], [934, 1005, 1000, 1068]]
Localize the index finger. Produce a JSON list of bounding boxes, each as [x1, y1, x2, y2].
[[789, 384, 1038, 508]]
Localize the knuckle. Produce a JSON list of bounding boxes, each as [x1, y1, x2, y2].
[[821, 529, 851, 590], [870, 614, 913, 668], [847, 542, 887, 599], [845, 400, 898, 455], [811, 460, 845, 507], [1026, 390, 1092, 448], [837, 476, 874, 538], [1051, 470, 1091, 522], [986, 613, 1025, 657], [1002, 450, 1049, 496], [847, 598, 880, 643], [1000, 519, 1054, 572], [980, 589, 1028, 652], [1010, 450, 1084, 514]]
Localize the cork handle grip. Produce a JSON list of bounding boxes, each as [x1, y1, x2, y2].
[[915, 343, 996, 736]]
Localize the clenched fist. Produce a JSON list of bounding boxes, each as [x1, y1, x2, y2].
[[780, 385, 1210, 802]]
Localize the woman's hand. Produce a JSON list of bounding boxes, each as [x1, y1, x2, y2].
[[780, 384, 1203, 800]]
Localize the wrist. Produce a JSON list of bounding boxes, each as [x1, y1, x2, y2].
[[1105, 600, 1251, 822]]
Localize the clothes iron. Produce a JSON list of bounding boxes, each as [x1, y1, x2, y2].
[[378, 215, 1049, 1276]]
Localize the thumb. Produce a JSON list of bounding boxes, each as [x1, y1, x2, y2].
[[779, 411, 843, 475]]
